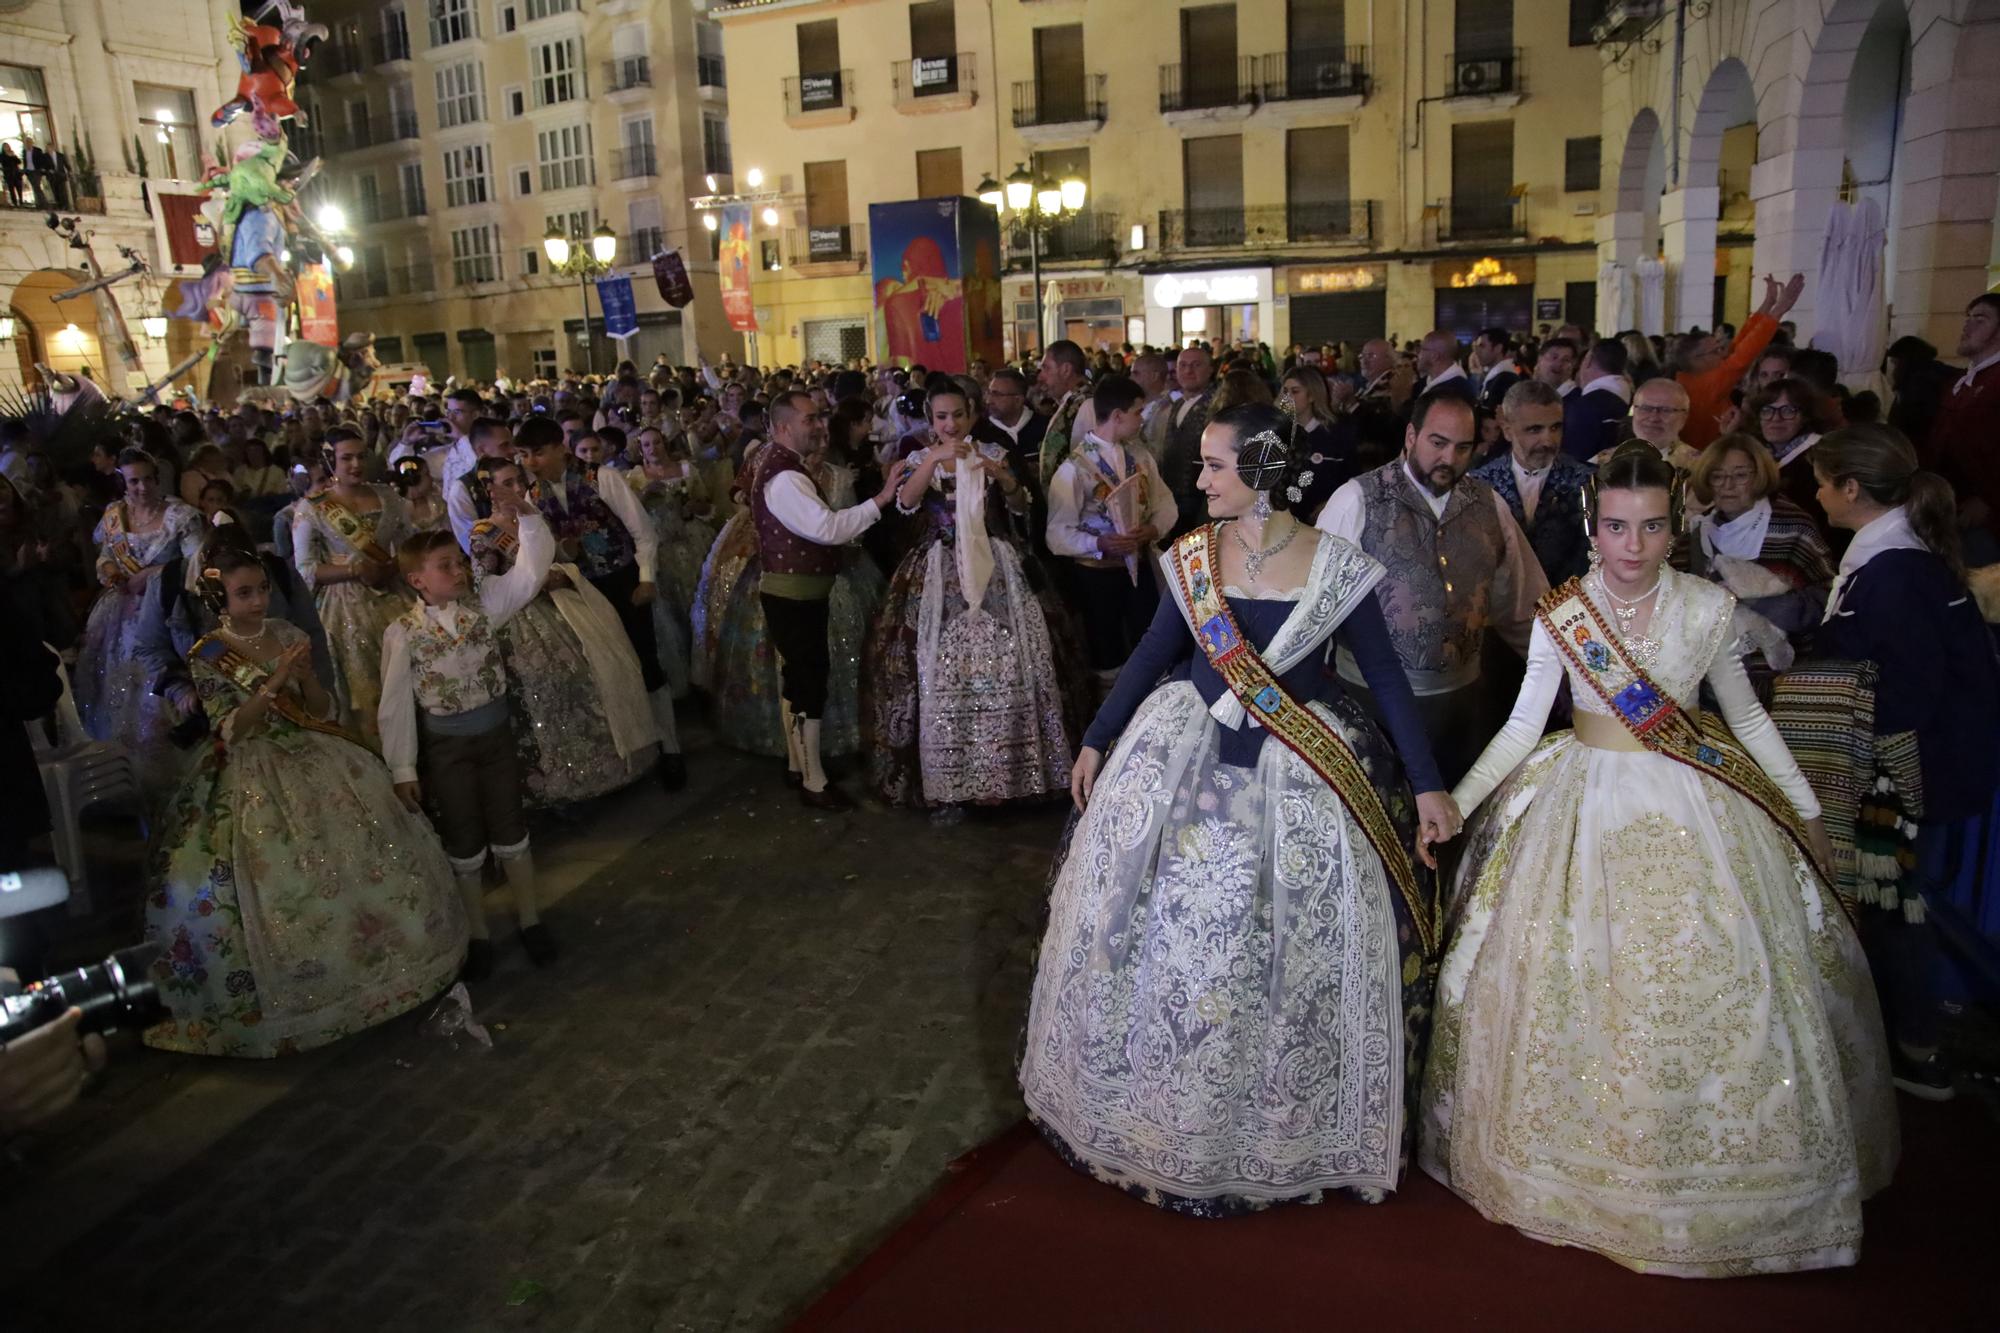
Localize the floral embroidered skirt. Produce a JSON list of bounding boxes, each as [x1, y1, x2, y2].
[[75, 574, 194, 801], [315, 581, 412, 751], [500, 595, 650, 807], [143, 728, 467, 1058], [1019, 680, 1430, 1213], [1420, 735, 1899, 1275]]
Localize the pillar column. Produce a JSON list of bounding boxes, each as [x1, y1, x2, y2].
[[1659, 185, 1720, 332]]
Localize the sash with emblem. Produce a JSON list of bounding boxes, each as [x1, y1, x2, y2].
[[190, 633, 357, 746], [98, 502, 147, 579], [313, 491, 394, 566], [1537, 578, 1850, 919], [1167, 523, 1436, 957]]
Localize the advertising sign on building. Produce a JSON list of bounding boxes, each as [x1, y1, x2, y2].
[[912, 55, 956, 91], [869, 196, 1003, 375], [718, 202, 757, 332], [798, 73, 842, 110], [808, 226, 850, 259]]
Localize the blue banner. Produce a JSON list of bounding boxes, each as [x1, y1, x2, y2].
[[595, 274, 639, 340]]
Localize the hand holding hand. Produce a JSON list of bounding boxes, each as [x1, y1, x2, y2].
[[1070, 747, 1103, 811], [1414, 790, 1463, 871], [393, 780, 424, 814], [1805, 816, 1837, 881], [544, 568, 572, 591], [630, 581, 656, 608]]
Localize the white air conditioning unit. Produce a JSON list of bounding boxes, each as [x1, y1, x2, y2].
[[1454, 59, 1505, 96], [1312, 60, 1351, 93]]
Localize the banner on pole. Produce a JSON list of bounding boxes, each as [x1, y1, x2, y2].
[[718, 203, 758, 332], [596, 274, 639, 340], [653, 249, 694, 308], [297, 261, 339, 348]]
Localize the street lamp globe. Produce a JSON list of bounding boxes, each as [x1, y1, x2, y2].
[[590, 223, 617, 265], [335, 245, 355, 266], [1036, 182, 1062, 217], [745, 166, 765, 189], [543, 224, 571, 268], [702, 212, 719, 232], [1004, 164, 1034, 213], [976, 174, 1003, 210], [1059, 177, 1087, 213], [316, 203, 346, 232], [760, 205, 780, 227]]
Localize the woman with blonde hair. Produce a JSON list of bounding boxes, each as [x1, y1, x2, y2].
[[1683, 432, 1835, 644]]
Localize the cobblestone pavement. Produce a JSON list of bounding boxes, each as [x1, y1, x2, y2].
[[7, 748, 1069, 1331]]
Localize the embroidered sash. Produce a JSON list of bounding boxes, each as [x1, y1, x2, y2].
[[1538, 578, 1852, 920], [190, 633, 357, 745], [99, 503, 147, 578], [314, 491, 393, 566], [1169, 524, 1435, 956]]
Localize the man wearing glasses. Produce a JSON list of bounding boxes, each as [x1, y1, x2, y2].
[[1598, 377, 1701, 473]]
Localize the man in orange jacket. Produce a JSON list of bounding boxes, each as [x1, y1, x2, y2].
[[1672, 272, 1805, 451]]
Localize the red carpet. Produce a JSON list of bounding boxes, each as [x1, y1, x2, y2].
[[795, 1101, 1994, 1332]]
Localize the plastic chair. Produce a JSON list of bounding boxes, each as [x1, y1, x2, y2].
[[26, 653, 146, 917]]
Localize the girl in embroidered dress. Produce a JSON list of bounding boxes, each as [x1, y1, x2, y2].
[[1421, 442, 1897, 1277], [292, 428, 412, 749], [76, 447, 204, 797], [628, 424, 718, 699], [471, 460, 658, 807], [1021, 404, 1457, 1214], [143, 542, 467, 1058], [863, 383, 1076, 817]]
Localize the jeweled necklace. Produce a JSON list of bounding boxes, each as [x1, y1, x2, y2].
[[1231, 514, 1297, 581], [1594, 569, 1663, 662]]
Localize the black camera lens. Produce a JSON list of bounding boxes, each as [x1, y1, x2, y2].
[[0, 942, 167, 1045]]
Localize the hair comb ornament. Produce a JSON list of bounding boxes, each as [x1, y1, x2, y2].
[[1236, 429, 1289, 492]]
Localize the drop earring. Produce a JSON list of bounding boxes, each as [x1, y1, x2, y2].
[[1252, 490, 1273, 521], [1587, 546, 1603, 572]]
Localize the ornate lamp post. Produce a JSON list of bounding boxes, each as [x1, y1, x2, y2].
[[977, 162, 1087, 357], [543, 221, 618, 375]]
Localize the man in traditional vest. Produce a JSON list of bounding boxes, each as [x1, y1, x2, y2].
[[1315, 387, 1547, 785], [1470, 379, 1596, 585], [754, 389, 901, 810], [516, 415, 687, 789], [1034, 339, 1090, 488]]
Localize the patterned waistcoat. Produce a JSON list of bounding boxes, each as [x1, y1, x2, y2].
[[1355, 461, 1510, 678], [399, 600, 507, 717], [1469, 451, 1594, 586], [533, 469, 635, 582], [751, 446, 845, 577]]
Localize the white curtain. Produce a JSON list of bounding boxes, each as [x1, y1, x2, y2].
[[1636, 258, 1667, 339], [1810, 197, 1888, 392], [1596, 261, 1634, 336]]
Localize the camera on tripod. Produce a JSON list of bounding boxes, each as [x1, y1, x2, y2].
[[0, 868, 166, 1046]]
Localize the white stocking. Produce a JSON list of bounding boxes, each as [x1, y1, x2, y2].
[[495, 843, 539, 928], [800, 717, 829, 793], [780, 699, 802, 774]]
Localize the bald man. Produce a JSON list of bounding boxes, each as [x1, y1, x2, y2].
[[1600, 376, 1700, 472], [1415, 330, 1472, 401]]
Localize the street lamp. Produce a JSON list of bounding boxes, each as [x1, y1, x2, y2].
[[981, 162, 1088, 357], [544, 221, 619, 375]]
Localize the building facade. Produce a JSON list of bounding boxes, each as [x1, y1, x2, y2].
[[307, 0, 735, 381], [1595, 0, 2000, 357], [0, 0, 241, 396], [713, 0, 1612, 365]]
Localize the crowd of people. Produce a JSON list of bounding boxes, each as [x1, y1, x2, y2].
[[3, 275, 1997, 1281]]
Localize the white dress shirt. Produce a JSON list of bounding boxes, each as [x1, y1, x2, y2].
[[1953, 348, 2000, 393], [1578, 373, 1632, 402], [762, 463, 881, 546], [1510, 453, 1552, 524], [986, 412, 1029, 447], [378, 511, 555, 783], [1424, 363, 1469, 391], [542, 469, 658, 583], [440, 437, 483, 552], [1045, 431, 1178, 562]]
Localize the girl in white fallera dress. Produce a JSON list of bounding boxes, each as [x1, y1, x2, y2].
[[1420, 443, 1896, 1277]]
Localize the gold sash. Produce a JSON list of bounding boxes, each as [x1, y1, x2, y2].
[[1168, 524, 1436, 957], [190, 632, 358, 745], [1537, 578, 1853, 920], [99, 502, 147, 578], [314, 490, 392, 566]]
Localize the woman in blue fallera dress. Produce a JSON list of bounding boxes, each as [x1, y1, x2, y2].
[[1020, 404, 1460, 1214]]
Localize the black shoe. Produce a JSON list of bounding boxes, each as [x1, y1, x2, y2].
[[519, 924, 559, 967], [1891, 1048, 1955, 1101], [460, 938, 495, 984], [656, 752, 687, 791], [800, 783, 855, 812]]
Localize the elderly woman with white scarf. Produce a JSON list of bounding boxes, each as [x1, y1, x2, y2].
[[862, 380, 1079, 821]]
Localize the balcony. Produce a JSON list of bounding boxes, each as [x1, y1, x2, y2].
[[1011, 75, 1106, 131], [329, 111, 420, 155], [394, 262, 436, 295], [605, 56, 651, 94], [610, 144, 658, 181], [1159, 58, 1251, 115], [371, 188, 428, 221], [625, 226, 665, 261], [783, 69, 855, 126], [703, 144, 733, 177], [429, 13, 477, 49], [1156, 202, 1375, 251], [371, 30, 412, 65], [1445, 49, 1522, 103], [1254, 46, 1367, 104], [1437, 197, 1527, 243], [315, 39, 366, 80], [783, 221, 868, 271], [697, 54, 726, 91], [891, 52, 977, 112], [1004, 209, 1119, 265]]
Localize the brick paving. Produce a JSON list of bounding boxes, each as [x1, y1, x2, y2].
[[10, 751, 1068, 1331]]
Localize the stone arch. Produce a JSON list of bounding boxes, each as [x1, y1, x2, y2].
[[1664, 59, 1758, 331], [1616, 107, 1667, 255], [5, 268, 101, 386]]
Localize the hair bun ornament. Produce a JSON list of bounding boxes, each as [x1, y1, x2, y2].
[[1236, 429, 1290, 492], [211, 511, 236, 527]]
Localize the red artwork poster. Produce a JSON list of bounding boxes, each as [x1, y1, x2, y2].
[[718, 203, 757, 332], [296, 261, 338, 347]]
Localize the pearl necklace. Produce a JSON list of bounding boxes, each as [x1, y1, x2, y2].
[[1593, 570, 1664, 666], [1231, 516, 1298, 582]]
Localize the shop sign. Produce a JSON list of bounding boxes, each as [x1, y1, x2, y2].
[[1536, 298, 1564, 320], [1147, 269, 1264, 308], [912, 55, 956, 91], [1290, 264, 1385, 294], [1433, 256, 1535, 288], [799, 73, 843, 111]]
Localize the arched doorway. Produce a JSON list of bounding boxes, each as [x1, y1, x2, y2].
[[5, 268, 99, 389], [1600, 108, 1668, 334], [1673, 58, 1757, 332], [1617, 108, 1666, 260]]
